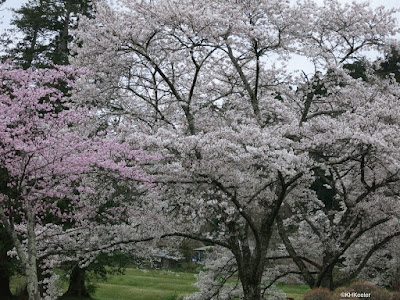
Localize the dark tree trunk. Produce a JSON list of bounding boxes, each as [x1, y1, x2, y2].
[[0, 274, 12, 299], [242, 278, 262, 300], [0, 226, 13, 298], [317, 263, 334, 290], [24, 26, 38, 69], [54, 4, 71, 65], [63, 267, 90, 298], [235, 244, 266, 300]]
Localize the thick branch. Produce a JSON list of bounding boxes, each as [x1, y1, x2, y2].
[[276, 215, 316, 287], [335, 231, 400, 288]]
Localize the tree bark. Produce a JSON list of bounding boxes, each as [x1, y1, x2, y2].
[[241, 276, 262, 300], [234, 239, 267, 300], [64, 266, 90, 298], [26, 202, 40, 300], [317, 263, 334, 290]]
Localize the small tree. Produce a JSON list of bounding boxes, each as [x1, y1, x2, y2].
[[0, 62, 153, 299]]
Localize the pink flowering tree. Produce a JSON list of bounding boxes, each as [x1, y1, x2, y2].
[[0, 62, 155, 300], [71, 0, 400, 299]]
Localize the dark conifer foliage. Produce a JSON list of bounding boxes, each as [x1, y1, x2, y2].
[[4, 0, 93, 68], [376, 47, 400, 82]]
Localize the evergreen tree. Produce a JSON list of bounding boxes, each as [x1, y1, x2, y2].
[[376, 47, 400, 82], [4, 0, 93, 68], [344, 60, 369, 81]]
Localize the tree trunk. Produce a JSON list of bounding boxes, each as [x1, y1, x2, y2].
[[242, 279, 262, 300], [0, 231, 13, 298], [24, 26, 38, 69], [0, 190, 40, 300], [0, 274, 12, 298], [236, 249, 265, 300], [54, 4, 71, 65], [26, 203, 40, 300], [317, 263, 334, 290], [64, 266, 90, 298]]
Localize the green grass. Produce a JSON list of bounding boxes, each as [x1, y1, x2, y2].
[[91, 268, 198, 300], [277, 283, 310, 300], [11, 268, 311, 300]]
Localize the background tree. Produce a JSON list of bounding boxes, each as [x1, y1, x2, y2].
[[375, 46, 400, 82], [2, 0, 93, 68], [71, 0, 400, 299], [1, 1, 159, 297], [0, 1, 126, 296], [0, 61, 155, 300]]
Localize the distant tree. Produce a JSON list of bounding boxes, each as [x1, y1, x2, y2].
[[344, 60, 369, 81], [4, 0, 92, 68], [376, 46, 400, 82]]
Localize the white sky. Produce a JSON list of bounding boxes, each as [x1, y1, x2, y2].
[[0, 0, 24, 29], [1, 0, 399, 27], [1, 0, 399, 74]]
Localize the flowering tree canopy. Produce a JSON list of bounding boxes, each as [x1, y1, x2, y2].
[[275, 65, 400, 289], [0, 62, 156, 300], [70, 0, 400, 299]]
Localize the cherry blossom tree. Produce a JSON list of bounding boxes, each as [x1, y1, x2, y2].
[[274, 65, 400, 290], [71, 0, 400, 299], [0, 62, 155, 300]]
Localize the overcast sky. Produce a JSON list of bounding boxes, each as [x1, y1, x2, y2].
[[0, 0, 400, 26], [0, 0, 24, 29], [1, 0, 399, 31], [1, 0, 399, 74]]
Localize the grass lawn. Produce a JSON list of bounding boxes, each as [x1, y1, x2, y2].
[[277, 283, 310, 300], [90, 268, 198, 300], [75, 269, 310, 300], [11, 267, 310, 300]]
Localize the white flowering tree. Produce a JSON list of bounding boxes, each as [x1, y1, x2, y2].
[[71, 0, 400, 299], [273, 61, 400, 289]]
